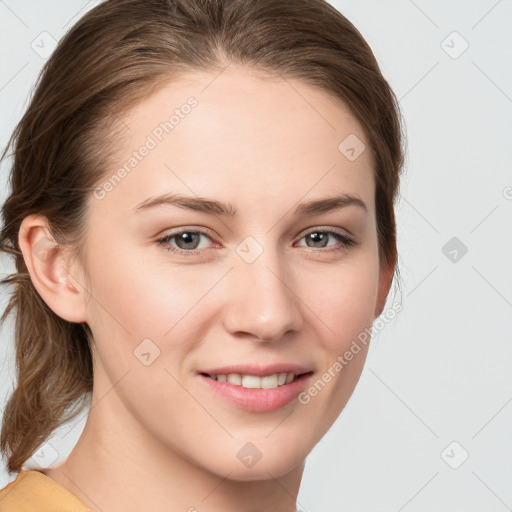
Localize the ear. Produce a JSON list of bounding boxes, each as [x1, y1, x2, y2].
[[374, 250, 396, 318], [18, 214, 88, 323]]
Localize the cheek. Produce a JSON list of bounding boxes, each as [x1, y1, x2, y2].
[[83, 242, 225, 370], [84, 241, 182, 335], [300, 253, 380, 352], [294, 262, 378, 433]]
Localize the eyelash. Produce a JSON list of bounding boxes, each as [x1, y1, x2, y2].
[[156, 228, 356, 256]]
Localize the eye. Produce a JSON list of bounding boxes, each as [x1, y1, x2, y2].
[[156, 227, 356, 257], [156, 229, 215, 255], [295, 229, 356, 252]]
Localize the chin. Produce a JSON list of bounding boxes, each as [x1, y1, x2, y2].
[[221, 456, 305, 482], [198, 437, 310, 482]]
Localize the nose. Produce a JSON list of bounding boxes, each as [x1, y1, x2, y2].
[[222, 245, 303, 343]]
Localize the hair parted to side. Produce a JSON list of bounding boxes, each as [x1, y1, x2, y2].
[[0, 0, 405, 474]]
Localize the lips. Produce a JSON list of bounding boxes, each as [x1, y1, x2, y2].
[[197, 363, 314, 412], [198, 363, 313, 377]]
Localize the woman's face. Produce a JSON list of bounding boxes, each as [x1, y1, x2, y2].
[[76, 64, 391, 480]]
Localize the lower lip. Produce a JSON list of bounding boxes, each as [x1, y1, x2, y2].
[[198, 373, 312, 413]]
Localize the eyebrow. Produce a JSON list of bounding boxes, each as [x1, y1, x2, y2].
[[134, 192, 367, 217]]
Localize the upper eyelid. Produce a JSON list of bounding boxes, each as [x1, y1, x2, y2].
[[158, 227, 217, 245], [158, 226, 354, 246], [300, 226, 354, 238]]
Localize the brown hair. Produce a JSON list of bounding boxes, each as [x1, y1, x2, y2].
[[0, 0, 405, 473]]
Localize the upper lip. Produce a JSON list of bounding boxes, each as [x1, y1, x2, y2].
[[199, 363, 314, 377]]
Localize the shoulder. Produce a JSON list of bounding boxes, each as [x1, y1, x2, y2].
[[0, 470, 92, 511]]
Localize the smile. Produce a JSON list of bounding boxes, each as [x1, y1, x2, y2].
[[202, 372, 300, 389], [198, 370, 314, 412]]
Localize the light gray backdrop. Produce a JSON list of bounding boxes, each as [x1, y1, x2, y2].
[[0, 1, 511, 511]]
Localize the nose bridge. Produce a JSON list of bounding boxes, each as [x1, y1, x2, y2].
[[223, 236, 302, 341]]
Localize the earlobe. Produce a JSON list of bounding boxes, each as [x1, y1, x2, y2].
[[18, 214, 88, 323]]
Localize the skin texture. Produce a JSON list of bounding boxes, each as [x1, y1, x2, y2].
[[18, 64, 394, 512]]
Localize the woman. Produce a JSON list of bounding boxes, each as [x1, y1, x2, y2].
[[0, 0, 405, 510]]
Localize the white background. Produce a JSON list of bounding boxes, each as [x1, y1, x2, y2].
[[0, 1, 511, 510]]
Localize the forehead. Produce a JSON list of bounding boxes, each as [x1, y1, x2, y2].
[[91, 64, 375, 218]]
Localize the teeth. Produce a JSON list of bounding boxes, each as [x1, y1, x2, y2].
[[209, 372, 298, 389], [227, 374, 242, 385], [260, 374, 278, 389], [242, 375, 261, 388]]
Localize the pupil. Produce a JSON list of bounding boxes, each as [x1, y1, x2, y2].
[[174, 232, 329, 250], [177, 232, 199, 250], [309, 232, 327, 248]]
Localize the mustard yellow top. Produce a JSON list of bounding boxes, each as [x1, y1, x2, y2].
[[0, 469, 92, 511]]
